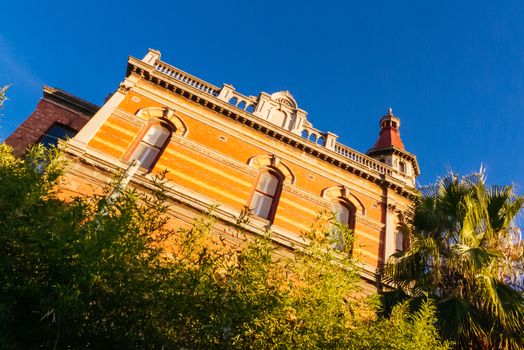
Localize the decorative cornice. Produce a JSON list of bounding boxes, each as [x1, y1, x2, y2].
[[113, 108, 146, 127], [126, 57, 419, 200], [171, 135, 258, 177], [283, 183, 332, 208], [366, 146, 420, 176], [356, 215, 385, 231], [103, 110, 386, 210]]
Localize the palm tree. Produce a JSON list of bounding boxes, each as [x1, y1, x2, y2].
[[381, 169, 524, 349]]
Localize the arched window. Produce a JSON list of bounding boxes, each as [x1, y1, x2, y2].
[[399, 161, 406, 174], [130, 123, 171, 170], [250, 170, 282, 222], [331, 201, 356, 229], [331, 200, 356, 251], [395, 231, 405, 252]]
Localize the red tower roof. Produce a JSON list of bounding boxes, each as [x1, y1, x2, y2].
[[369, 108, 405, 151]]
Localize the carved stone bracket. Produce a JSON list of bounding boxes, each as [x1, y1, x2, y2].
[[118, 82, 133, 93], [387, 203, 397, 213]]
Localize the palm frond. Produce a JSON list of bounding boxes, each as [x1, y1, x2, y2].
[[454, 244, 502, 275], [436, 296, 486, 346], [476, 275, 524, 331]]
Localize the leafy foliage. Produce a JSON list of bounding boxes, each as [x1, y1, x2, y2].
[[382, 169, 524, 349], [0, 143, 449, 349]]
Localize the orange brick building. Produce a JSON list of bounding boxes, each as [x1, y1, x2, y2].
[[9, 49, 419, 291]]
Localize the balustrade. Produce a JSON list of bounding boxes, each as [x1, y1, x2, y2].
[[153, 60, 392, 177], [334, 143, 392, 175], [154, 61, 220, 97]]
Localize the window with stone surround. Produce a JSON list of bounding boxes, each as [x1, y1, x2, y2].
[[399, 161, 406, 174], [250, 170, 283, 223], [130, 123, 171, 170], [331, 200, 356, 250], [396, 231, 405, 252]]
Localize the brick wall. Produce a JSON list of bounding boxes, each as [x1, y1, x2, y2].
[[5, 86, 98, 155]]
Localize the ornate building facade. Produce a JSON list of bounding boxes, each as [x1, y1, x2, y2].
[[7, 49, 419, 291]]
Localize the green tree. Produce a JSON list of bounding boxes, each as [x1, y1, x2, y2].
[[0, 142, 449, 349], [382, 170, 524, 349]]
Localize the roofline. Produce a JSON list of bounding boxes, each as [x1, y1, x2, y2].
[[125, 55, 419, 198], [43, 85, 100, 115]]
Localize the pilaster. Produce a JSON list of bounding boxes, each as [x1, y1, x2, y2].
[[383, 190, 397, 262], [72, 78, 135, 147]]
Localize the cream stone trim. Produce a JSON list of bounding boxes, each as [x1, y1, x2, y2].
[[74, 77, 137, 146], [112, 108, 147, 127], [127, 82, 416, 198], [383, 189, 397, 261], [321, 186, 367, 216], [135, 107, 188, 136], [129, 84, 387, 205], [160, 149, 253, 189], [170, 135, 258, 177], [355, 215, 385, 231], [247, 154, 296, 185], [282, 183, 331, 208]]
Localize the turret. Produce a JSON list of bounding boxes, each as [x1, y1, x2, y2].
[[367, 108, 419, 186]]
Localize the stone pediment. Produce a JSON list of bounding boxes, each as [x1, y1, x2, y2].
[[250, 90, 306, 134], [271, 91, 297, 109], [217, 84, 308, 134]]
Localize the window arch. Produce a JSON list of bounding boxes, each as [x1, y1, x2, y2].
[[135, 107, 188, 137], [130, 122, 172, 170], [321, 186, 366, 216], [247, 155, 296, 185], [249, 169, 283, 222]]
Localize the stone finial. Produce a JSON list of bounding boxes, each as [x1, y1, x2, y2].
[[387, 107, 393, 116]]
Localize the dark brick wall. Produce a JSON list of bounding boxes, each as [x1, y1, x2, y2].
[[5, 88, 98, 155]]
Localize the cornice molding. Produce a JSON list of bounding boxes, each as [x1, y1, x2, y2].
[[126, 58, 419, 200], [356, 215, 385, 231]]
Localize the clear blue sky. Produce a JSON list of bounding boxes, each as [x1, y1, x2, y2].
[[1, 1, 523, 193]]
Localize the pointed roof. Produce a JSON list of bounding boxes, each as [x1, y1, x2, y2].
[[368, 108, 405, 151]]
